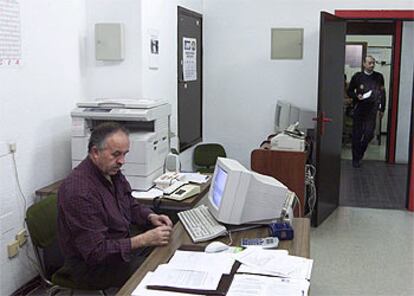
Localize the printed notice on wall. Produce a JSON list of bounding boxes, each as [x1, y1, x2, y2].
[[148, 29, 159, 69], [0, 0, 21, 67], [183, 37, 197, 81]]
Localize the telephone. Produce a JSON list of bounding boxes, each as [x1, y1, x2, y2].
[[154, 172, 203, 199], [163, 184, 201, 201], [153, 172, 183, 189]]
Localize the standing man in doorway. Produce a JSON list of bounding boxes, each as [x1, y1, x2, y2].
[[58, 122, 173, 290], [347, 55, 386, 168]]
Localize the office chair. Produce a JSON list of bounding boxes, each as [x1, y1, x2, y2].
[[193, 143, 227, 173], [26, 194, 106, 296]]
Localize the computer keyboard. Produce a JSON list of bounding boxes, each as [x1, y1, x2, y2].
[[178, 205, 227, 243]]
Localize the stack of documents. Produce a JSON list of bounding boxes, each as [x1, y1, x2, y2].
[[227, 274, 310, 296], [132, 248, 313, 296], [231, 248, 313, 295], [132, 250, 235, 295], [234, 248, 313, 280]]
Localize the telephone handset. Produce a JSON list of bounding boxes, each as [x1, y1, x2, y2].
[[154, 172, 202, 199], [164, 184, 201, 201], [154, 172, 189, 196], [154, 172, 182, 188]]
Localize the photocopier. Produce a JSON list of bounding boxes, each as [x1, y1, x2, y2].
[[71, 98, 171, 190]]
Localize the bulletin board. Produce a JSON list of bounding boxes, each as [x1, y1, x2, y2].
[[367, 46, 392, 65], [0, 0, 21, 66]]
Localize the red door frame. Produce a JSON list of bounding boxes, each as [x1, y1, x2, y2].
[[335, 10, 414, 211]]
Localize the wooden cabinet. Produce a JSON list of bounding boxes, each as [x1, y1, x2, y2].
[[251, 149, 306, 217]]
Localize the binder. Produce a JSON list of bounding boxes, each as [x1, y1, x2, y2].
[[146, 245, 241, 295]]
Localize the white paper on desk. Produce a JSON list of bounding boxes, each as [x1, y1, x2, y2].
[[238, 264, 286, 278], [131, 188, 163, 199], [227, 274, 310, 296], [132, 272, 204, 296], [361, 90, 372, 100], [148, 264, 222, 290], [236, 249, 313, 280], [178, 172, 210, 184], [238, 258, 313, 280], [168, 250, 235, 274], [234, 248, 289, 268]]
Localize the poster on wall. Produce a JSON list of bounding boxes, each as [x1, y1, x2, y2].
[[0, 0, 21, 67], [367, 46, 392, 66], [183, 37, 197, 81], [148, 29, 159, 69]]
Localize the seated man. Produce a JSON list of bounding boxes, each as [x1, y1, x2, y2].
[[57, 122, 172, 290]]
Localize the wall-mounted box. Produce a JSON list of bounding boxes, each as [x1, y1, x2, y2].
[[271, 28, 303, 60], [95, 23, 125, 61]]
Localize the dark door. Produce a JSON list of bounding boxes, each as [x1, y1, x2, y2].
[[313, 12, 346, 226], [177, 7, 202, 152]]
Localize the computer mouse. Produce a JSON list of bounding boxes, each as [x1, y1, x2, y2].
[[205, 241, 229, 253]]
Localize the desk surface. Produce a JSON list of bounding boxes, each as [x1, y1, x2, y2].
[[117, 217, 310, 296], [137, 181, 210, 211], [35, 180, 63, 198], [35, 179, 210, 212]]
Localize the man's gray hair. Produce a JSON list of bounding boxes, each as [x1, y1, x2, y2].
[[364, 55, 376, 62], [88, 122, 129, 152]]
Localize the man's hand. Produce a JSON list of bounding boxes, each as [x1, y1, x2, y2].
[[357, 94, 363, 101], [131, 225, 172, 248], [148, 213, 173, 227], [379, 111, 384, 119]]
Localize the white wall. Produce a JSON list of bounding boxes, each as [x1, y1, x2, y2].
[[84, 0, 143, 99], [0, 1, 85, 295], [396, 21, 414, 163], [84, 0, 202, 170], [203, 0, 414, 167]]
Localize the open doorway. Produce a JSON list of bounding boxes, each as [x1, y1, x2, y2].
[[342, 36, 392, 162], [337, 18, 412, 209], [313, 11, 413, 226]]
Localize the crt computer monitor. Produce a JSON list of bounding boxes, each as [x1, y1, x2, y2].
[[206, 157, 289, 225], [275, 100, 316, 133], [274, 100, 291, 132]]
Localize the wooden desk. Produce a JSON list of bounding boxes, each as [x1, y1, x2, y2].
[[117, 218, 310, 296], [251, 149, 307, 217], [35, 180, 63, 199], [136, 181, 211, 212], [35, 179, 210, 213]]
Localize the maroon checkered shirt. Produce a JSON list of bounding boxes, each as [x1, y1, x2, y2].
[[57, 157, 153, 265]]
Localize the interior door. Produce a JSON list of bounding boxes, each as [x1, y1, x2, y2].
[[177, 7, 203, 152], [313, 12, 346, 226]]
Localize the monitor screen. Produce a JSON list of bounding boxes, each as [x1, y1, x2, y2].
[[211, 166, 228, 208]]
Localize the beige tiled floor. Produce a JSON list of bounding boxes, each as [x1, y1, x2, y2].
[[310, 206, 414, 295]]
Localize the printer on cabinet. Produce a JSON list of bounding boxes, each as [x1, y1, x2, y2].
[[71, 99, 171, 190]]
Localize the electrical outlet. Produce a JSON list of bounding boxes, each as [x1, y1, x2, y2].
[[7, 240, 19, 258], [8, 142, 16, 153], [16, 229, 27, 247]]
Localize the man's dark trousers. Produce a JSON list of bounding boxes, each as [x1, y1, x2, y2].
[[352, 112, 377, 164]]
